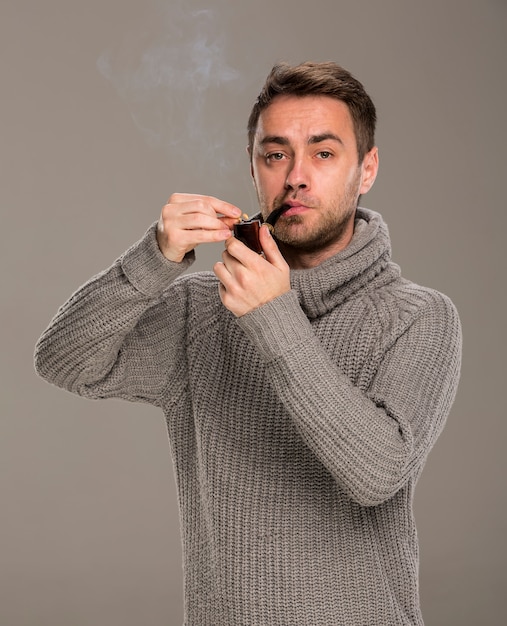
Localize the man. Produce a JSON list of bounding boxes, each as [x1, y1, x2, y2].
[[35, 62, 462, 625]]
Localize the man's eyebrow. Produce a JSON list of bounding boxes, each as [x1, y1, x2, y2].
[[308, 132, 344, 145], [259, 133, 344, 146], [259, 135, 290, 146]]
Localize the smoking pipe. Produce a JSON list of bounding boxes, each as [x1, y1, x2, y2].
[[233, 205, 288, 252]]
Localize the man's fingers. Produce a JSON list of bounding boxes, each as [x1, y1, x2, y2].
[[167, 193, 242, 220], [260, 225, 288, 270], [157, 194, 241, 262], [177, 211, 233, 232]]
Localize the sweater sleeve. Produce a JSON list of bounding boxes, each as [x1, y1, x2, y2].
[[237, 289, 462, 506], [34, 223, 194, 405]]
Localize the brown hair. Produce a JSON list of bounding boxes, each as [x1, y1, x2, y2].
[[247, 61, 376, 164]]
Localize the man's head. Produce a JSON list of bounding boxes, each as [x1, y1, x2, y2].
[[248, 61, 376, 166], [247, 62, 379, 268]]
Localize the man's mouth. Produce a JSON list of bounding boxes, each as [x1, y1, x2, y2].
[[281, 203, 309, 217]]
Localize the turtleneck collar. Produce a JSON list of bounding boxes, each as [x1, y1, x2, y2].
[[288, 208, 400, 319]]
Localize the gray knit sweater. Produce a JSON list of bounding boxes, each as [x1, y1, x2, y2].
[[35, 208, 462, 625]]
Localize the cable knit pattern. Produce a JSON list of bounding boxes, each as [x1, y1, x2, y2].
[[34, 208, 462, 625]]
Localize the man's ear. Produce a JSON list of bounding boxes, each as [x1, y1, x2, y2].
[[359, 147, 379, 195]]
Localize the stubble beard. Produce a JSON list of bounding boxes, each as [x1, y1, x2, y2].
[[269, 172, 362, 254]]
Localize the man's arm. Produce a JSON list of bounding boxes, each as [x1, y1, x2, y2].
[[34, 223, 192, 403], [35, 195, 242, 402], [237, 289, 462, 507], [215, 227, 462, 507]]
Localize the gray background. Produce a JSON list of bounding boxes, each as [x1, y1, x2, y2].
[[1, 1, 505, 625]]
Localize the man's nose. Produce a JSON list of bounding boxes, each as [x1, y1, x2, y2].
[[285, 158, 309, 191]]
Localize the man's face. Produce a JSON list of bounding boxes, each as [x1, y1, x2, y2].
[[250, 95, 378, 264]]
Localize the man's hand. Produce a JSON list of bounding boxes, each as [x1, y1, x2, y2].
[[156, 193, 242, 263], [214, 224, 291, 317]]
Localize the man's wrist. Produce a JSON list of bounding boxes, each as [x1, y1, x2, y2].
[[236, 290, 313, 361], [121, 222, 195, 297]]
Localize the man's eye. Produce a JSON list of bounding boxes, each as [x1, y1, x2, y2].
[[318, 151, 332, 159], [266, 152, 285, 161]]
